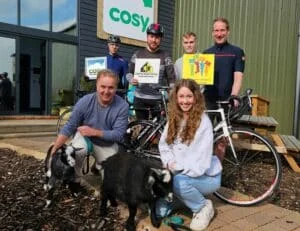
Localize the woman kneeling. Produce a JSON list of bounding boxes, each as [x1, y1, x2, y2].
[[159, 79, 222, 231]]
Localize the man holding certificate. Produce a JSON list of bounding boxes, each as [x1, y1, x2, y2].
[[126, 23, 175, 120]]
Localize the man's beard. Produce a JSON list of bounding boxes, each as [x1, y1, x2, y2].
[[147, 43, 160, 52]]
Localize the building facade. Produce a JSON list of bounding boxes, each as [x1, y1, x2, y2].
[[172, 0, 300, 135], [0, 0, 175, 115]]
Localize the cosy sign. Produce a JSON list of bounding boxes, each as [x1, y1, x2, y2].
[[97, 0, 158, 46]]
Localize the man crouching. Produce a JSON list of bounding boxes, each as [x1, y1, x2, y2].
[[50, 69, 129, 186]]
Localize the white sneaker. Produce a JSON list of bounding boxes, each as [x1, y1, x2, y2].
[[190, 199, 214, 231]]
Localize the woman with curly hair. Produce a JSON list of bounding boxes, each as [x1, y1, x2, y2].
[[158, 79, 222, 231]]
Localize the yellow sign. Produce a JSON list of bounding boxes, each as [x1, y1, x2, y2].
[[182, 54, 215, 85]]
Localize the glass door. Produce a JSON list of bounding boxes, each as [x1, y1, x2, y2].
[[19, 37, 46, 114], [0, 36, 16, 115]]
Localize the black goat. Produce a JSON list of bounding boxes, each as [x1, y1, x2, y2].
[[43, 144, 82, 207], [100, 152, 173, 231]]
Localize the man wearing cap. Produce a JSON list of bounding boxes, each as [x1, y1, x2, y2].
[[127, 23, 175, 120], [106, 34, 128, 98]]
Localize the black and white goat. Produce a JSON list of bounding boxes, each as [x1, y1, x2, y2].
[[100, 152, 173, 231], [43, 144, 82, 207]]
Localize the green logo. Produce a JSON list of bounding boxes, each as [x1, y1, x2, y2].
[[109, 7, 150, 32], [143, 0, 153, 8]]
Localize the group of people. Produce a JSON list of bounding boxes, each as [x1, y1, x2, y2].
[[51, 17, 245, 231]]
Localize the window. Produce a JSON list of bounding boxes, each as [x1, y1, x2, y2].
[[21, 0, 50, 31], [0, 0, 18, 25], [53, 0, 77, 35], [51, 42, 77, 106], [0, 36, 16, 113]]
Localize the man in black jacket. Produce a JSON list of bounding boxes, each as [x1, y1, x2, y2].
[[127, 23, 175, 120]]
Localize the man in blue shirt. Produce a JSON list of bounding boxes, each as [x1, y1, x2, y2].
[[107, 35, 128, 98], [51, 69, 129, 184], [203, 17, 245, 110]]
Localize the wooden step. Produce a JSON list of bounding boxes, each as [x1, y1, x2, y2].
[[278, 135, 300, 173], [0, 119, 58, 136]]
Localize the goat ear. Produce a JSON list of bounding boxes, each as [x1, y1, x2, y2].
[[150, 168, 171, 183]]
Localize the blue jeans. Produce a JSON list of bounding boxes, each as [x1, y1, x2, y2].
[[156, 173, 221, 216]]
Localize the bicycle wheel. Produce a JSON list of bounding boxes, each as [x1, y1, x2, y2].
[[56, 107, 72, 134], [213, 128, 282, 206], [125, 120, 163, 155]]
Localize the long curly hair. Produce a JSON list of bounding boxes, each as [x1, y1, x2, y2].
[[166, 79, 206, 145]]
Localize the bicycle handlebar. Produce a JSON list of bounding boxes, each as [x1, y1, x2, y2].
[[216, 88, 253, 122]]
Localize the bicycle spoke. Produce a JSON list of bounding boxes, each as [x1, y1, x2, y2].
[[214, 128, 282, 206]]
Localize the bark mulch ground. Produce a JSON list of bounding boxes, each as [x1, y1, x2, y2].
[[0, 148, 299, 230]]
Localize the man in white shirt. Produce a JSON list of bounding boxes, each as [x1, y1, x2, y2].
[[174, 32, 204, 91]]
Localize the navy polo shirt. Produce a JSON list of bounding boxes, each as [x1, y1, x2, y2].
[[203, 42, 245, 100]]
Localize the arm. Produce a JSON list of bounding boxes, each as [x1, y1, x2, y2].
[[159, 123, 175, 168], [100, 103, 129, 142], [51, 134, 69, 154], [231, 71, 243, 96], [60, 98, 85, 137], [126, 52, 139, 86], [231, 48, 245, 96], [122, 60, 129, 89], [77, 102, 129, 143], [174, 58, 181, 80], [165, 56, 176, 86]]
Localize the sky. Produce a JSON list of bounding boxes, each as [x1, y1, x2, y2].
[[0, 0, 76, 31]]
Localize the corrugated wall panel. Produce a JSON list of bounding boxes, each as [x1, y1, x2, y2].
[[173, 0, 300, 134]]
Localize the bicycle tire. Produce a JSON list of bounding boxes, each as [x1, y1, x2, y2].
[[56, 107, 72, 135], [125, 120, 163, 155], [213, 128, 282, 206]]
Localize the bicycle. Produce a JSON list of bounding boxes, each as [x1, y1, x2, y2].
[[124, 86, 169, 155], [125, 88, 282, 206]]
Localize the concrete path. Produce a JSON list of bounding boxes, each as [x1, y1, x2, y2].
[[0, 136, 299, 231]]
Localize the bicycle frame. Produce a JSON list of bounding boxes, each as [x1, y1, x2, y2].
[[206, 108, 239, 162]]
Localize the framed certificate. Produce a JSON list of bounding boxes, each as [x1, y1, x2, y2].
[[134, 58, 160, 84], [85, 57, 107, 80]]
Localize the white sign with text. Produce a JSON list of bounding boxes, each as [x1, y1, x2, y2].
[[134, 58, 160, 83], [102, 0, 156, 41], [85, 57, 107, 80]]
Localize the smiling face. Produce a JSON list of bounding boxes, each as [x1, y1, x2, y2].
[[96, 74, 118, 106], [177, 86, 195, 114], [146, 33, 161, 52], [182, 35, 197, 54], [212, 20, 230, 45]]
